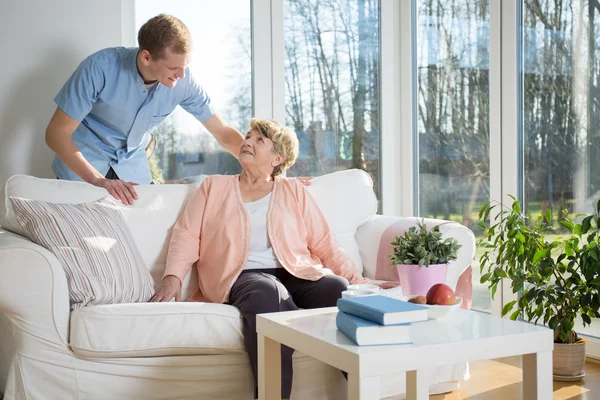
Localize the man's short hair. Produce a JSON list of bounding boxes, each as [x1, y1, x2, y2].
[[138, 14, 191, 58]]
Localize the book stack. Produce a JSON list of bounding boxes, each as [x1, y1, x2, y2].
[[336, 295, 428, 346]]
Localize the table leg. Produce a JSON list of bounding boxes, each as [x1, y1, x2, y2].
[[258, 334, 281, 400], [406, 369, 428, 400], [348, 374, 380, 400], [522, 351, 552, 400]]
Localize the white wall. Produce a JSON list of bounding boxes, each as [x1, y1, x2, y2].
[[0, 0, 132, 392], [0, 0, 132, 191]]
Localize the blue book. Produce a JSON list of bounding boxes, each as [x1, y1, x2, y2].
[[337, 295, 428, 325], [336, 311, 413, 346]]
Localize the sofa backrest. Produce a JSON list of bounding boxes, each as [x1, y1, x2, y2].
[[304, 169, 377, 274], [2, 170, 377, 300]]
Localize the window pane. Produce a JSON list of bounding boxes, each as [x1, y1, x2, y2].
[[416, 1, 491, 312], [522, 0, 600, 338], [284, 0, 381, 199], [135, 1, 251, 183]]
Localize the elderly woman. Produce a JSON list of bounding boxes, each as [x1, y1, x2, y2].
[[152, 118, 396, 399]]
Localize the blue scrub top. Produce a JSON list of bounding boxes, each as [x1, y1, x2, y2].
[[52, 47, 215, 184]]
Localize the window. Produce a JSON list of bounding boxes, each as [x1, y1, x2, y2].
[[135, 0, 251, 183], [283, 0, 381, 199], [415, 0, 491, 312], [521, 0, 600, 338]]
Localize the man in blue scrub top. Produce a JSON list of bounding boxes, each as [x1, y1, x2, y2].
[[45, 14, 244, 205]]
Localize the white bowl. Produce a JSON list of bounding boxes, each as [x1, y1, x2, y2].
[[401, 295, 463, 320], [341, 289, 378, 298]]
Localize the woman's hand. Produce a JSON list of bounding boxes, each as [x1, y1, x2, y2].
[[376, 281, 400, 289], [150, 275, 182, 302]]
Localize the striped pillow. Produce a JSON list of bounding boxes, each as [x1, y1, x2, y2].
[[9, 196, 155, 310]]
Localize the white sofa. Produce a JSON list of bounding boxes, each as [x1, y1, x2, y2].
[[0, 170, 475, 400]]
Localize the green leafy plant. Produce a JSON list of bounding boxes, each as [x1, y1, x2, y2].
[[478, 196, 600, 344], [389, 219, 462, 267]]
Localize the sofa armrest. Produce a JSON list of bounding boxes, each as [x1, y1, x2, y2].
[[355, 215, 475, 290], [0, 229, 70, 351]]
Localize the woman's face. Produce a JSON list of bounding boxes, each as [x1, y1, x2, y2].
[[239, 129, 283, 171]]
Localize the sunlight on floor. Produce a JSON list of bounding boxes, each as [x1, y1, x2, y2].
[[553, 385, 591, 400], [430, 357, 600, 400]]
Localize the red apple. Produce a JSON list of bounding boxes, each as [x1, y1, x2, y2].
[[426, 283, 456, 305]]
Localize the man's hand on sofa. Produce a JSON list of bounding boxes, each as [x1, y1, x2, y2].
[[92, 177, 138, 205], [150, 275, 182, 302]]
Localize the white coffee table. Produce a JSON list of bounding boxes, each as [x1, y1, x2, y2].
[[257, 307, 553, 400]]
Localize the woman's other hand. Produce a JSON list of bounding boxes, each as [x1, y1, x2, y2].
[[376, 281, 400, 289], [150, 275, 182, 302]]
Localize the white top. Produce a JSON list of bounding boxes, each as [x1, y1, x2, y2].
[[243, 193, 282, 270]]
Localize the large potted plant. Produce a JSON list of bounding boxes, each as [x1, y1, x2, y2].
[[478, 197, 600, 381], [389, 220, 461, 296]]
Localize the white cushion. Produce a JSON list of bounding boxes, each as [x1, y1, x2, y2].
[[356, 215, 476, 289], [70, 302, 245, 358], [9, 196, 156, 310], [305, 169, 377, 273], [1, 175, 201, 299]]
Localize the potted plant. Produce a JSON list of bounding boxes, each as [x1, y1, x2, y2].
[[389, 219, 462, 296], [478, 196, 600, 380]]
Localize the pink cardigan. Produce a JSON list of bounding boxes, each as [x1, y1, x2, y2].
[[165, 175, 369, 303]]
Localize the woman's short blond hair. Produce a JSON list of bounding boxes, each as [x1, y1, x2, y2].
[[250, 118, 299, 176], [138, 14, 191, 58]]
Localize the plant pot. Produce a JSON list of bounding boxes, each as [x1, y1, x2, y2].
[[395, 263, 448, 296], [553, 341, 586, 381]]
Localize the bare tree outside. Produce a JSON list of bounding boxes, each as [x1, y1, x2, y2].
[[138, 0, 380, 187], [283, 0, 381, 199], [522, 0, 600, 337], [415, 0, 600, 229], [523, 0, 600, 222], [416, 0, 491, 313], [416, 0, 490, 230]]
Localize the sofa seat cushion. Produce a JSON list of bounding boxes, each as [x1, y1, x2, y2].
[[70, 302, 245, 358]]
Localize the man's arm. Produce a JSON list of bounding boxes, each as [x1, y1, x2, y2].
[[45, 107, 138, 205], [201, 113, 244, 158], [45, 107, 104, 184], [177, 69, 242, 158]]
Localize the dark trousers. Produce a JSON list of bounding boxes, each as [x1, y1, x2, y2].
[[91, 167, 157, 184], [228, 268, 348, 399], [57, 168, 154, 184], [104, 167, 119, 180]]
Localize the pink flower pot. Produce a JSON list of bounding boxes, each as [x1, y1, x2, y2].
[[395, 263, 449, 296]]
